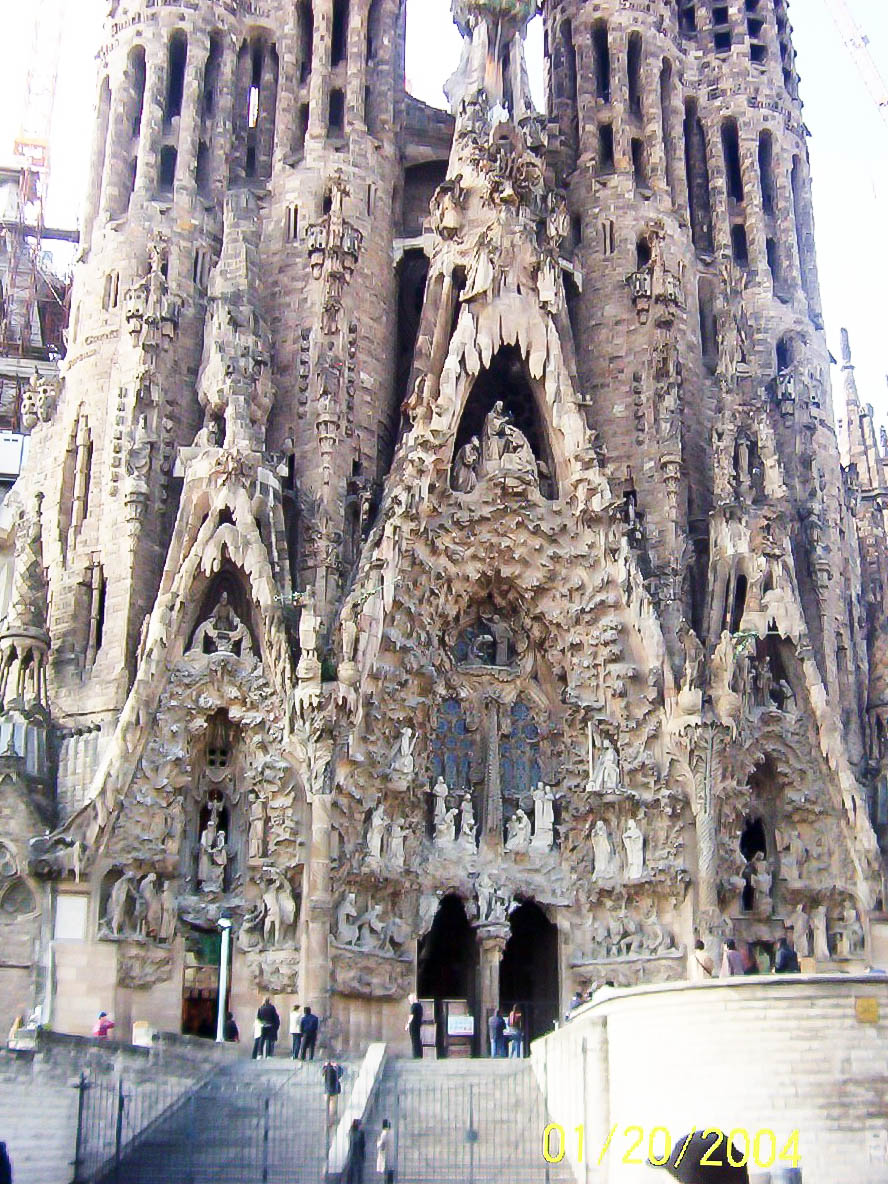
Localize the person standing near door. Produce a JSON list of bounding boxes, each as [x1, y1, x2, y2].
[[289, 1002, 302, 1059], [405, 993, 423, 1059], [507, 1006, 524, 1058], [257, 997, 280, 1058], [488, 1008, 506, 1057], [299, 1005, 320, 1059]]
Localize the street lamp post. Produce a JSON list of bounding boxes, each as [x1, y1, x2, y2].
[[216, 917, 233, 1044]]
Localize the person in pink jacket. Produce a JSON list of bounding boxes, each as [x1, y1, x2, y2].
[[92, 1012, 115, 1039]]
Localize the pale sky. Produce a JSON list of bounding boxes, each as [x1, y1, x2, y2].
[[1, 0, 885, 421]]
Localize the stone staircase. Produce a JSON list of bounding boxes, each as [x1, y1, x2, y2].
[[360, 1058, 578, 1184], [89, 1056, 346, 1184]]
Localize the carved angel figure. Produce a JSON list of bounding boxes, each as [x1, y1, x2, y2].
[[505, 808, 532, 853], [452, 436, 481, 493], [591, 821, 619, 881]]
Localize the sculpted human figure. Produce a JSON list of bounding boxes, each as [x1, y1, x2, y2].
[[368, 804, 386, 860], [453, 436, 481, 493], [263, 868, 297, 947], [750, 852, 773, 916], [622, 819, 645, 880], [458, 794, 477, 851], [589, 741, 621, 795], [505, 808, 532, 853], [479, 401, 510, 476], [198, 809, 228, 894], [140, 874, 163, 939], [530, 784, 555, 851], [389, 820, 406, 868], [437, 806, 458, 847], [357, 902, 386, 951], [677, 620, 704, 690], [788, 904, 811, 959], [391, 728, 416, 778], [337, 892, 359, 946], [591, 821, 618, 881], [107, 873, 135, 936], [812, 904, 830, 961], [192, 592, 249, 656], [159, 880, 177, 943]]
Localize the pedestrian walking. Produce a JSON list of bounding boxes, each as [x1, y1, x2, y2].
[[405, 993, 423, 1059], [376, 1119, 394, 1184], [507, 1006, 524, 1058], [257, 997, 280, 1058], [488, 1008, 506, 1057], [0, 1141, 12, 1184], [92, 1012, 115, 1040], [289, 1002, 302, 1059], [299, 1005, 319, 1060], [346, 1118, 366, 1184], [223, 1011, 239, 1042], [720, 938, 746, 977], [322, 1058, 343, 1126]]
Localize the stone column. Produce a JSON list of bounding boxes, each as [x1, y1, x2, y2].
[[301, 790, 334, 1026], [476, 924, 508, 1053], [307, 0, 332, 142], [692, 725, 724, 965], [174, 33, 209, 206], [133, 45, 168, 201], [209, 40, 237, 203], [739, 133, 768, 283], [483, 699, 503, 845]]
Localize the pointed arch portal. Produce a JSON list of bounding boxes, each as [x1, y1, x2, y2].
[[418, 894, 479, 1056], [452, 345, 557, 499], [500, 900, 559, 1046]]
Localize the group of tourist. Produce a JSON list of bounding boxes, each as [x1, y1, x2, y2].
[[248, 998, 320, 1060], [693, 934, 802, 978], [486, 1005, 525, 1057], [343, 1117, 395, 1184]]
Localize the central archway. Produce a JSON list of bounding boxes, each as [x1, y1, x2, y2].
[[417, 895, 479, 1055], [499, 900, 559, 1049]]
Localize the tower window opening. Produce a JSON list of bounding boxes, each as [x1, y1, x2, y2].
[[684, 99, 714, 255], [294, 102, 310, 156], [758, 130, 776, 216], [731, 223, 749, 268], [593, 20, 611, 103], [678, 1, 697, 35], [602, 219, 615, 255], [159, 145, 177, 191], [165, 31, 188, 124], [698, 276, 717, 373], [776, 333, 794, 373], [322, 190, 333, 215], [94, 566, 107, 655], [792, 154, 816, 303], [332, 0, 349, 68], [299, 1, 314, 83], [660, 59, 677, 206], [203, 34, 223, 118], [722, 118, 744, 203], [632, 138, 648, 188], [196, 140, 210, 196], [598, 122, 615, 174], [367, 0, 382, 61], [286, 205, 299, 242], [130, 47, 147, 137], [328, 89, 345, 138], [730, 573, 748, 633], [628, 32, 643, 118], [766, 237, 780, 288], [712, 6, 732, 53], [636, 236, 652, 269]]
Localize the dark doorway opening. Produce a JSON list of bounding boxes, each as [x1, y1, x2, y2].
[[499, 900, 559, 1050], [417, 895, 479, 1056], [181, 926, 223, 1039]]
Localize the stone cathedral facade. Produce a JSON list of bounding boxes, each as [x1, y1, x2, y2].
[[0, 0, 886, 1052]]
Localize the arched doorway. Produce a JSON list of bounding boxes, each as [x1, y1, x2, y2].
[[499, 900, 559, 1049], [417, 895, 479, 1056]]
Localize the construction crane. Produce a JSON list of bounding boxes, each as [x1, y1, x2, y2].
[[1, 0, 66, 358], [828, 0, 888, 132]]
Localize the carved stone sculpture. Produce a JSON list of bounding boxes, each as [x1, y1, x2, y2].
[[530, 784, 555, 851], [261, 868, 298, 947], [591, 821, 619, 881], [812, 904, 830, 961], [588, 741, 621, 795], [191, 593, 251, 658], [458, 793, 477, 852], [505, 808, 531, 853], [453, 437, 481, 493], [198, 807, 228, 894], [368, 804, 386, 860], [788, 904, 811, 959], [622, 819, 645, 880]]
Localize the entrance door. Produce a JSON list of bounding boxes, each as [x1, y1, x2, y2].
[[499, 900, 559, 1049], [181, 926, 223, 1039], [417, 895, 479, 1055]]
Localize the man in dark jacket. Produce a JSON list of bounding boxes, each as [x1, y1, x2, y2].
[[257, 998, 280, 1058], [0, 1141, 12, 1184], [488, 1009, 507, 1057], [299, 1005, 320, 1060], [322, 1059, 343, 1126], [775, 936, 801, 973], [346, 1118, 366, 1184]]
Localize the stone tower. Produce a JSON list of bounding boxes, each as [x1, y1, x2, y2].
[[0, 0, 885, 1050]]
